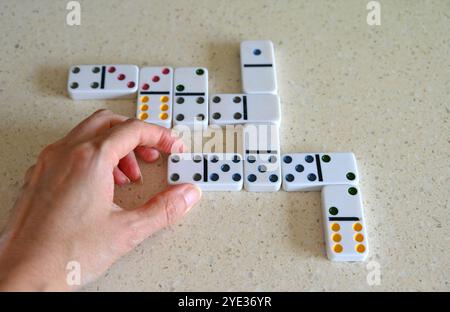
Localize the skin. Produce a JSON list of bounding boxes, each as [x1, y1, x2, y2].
[[0, 109, 202, 291]]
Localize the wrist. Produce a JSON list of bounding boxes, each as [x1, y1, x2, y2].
[[0, 251, 71, 291]]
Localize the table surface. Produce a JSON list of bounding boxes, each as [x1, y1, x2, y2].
[[0, 0, 449, 291]]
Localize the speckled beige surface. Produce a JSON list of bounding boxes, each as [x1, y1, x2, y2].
[[0, 0, 449, 291]]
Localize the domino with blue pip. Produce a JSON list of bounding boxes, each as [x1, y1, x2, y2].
[[240, 40, 277, 94], [281, 153, 359, 191], [168, 153, 243, 191], [243, 124, 282, 192]]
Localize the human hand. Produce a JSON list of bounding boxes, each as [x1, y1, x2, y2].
[[0, 109, 202, 291]]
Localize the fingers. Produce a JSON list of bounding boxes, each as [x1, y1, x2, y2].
[[135, 184, 201, 230], [121, 184, 202, 248], [113, 167, 130, 185], [100, 119, 184, 165], [65, 110, 184, 166], [113, 149, 159, 185], [118, 152, 142, 182], [135, 146, 160, 163]]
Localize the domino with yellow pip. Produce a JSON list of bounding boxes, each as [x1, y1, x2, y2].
[[321, 185, 368, 261], [136, 67, 173, 128]]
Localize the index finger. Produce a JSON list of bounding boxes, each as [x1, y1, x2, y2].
[[99, 119, 185, 164], [65, 109, 127, 143]]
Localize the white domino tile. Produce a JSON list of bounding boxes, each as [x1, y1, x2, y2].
[[321, 185, 369, 261], [136, 67, 173, 128], [240, 40, 277, 94], [173, 67, 208, 129], [243, 124, 281, 192], [167, 153, 243, 191], [67, 65, 138, 100], [281, 153, 359, 192], [209, 94, 281, 126]]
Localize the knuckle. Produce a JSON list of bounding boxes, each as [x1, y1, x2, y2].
[[138, 193, 183, 227], [157, 130, 175, 152], [93, 108, 111, 117], [24, 164, 36, 178], [134, 193, 183, 228], [69, 142, 96, 163], [162, 195, 184, 226], [124, 118, 144, 129], [22, 164, 37, 188], [96, 137, 115, 159], [37, 143, 59, 162]]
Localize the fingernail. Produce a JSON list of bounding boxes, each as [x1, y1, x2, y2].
[[183, 185, 202, 211], [134, 170, 144, 184], [151, 150, 161, 161], [135, 176, 144, 185], [120, 176, 131, 186]]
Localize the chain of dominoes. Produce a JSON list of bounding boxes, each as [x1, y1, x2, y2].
[[67, 41, 368, 261]]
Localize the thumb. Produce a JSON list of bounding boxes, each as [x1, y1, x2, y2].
[[121, 184, 202, 248]]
